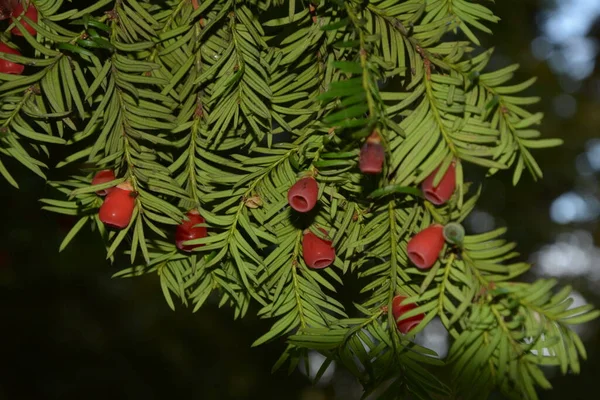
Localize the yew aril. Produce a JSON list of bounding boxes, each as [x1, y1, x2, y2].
[[421, 162, 456, 205], [91, 169, 116, 196], [302, 228, 335, 269], [176, 210, 208, 252], [392, 295, 424, 334], [0, 0, 17, 20], [99, 183, 136, 229], [0, 42, 24, 74], [10, 2, 37, 36], [288, 177, 319, 213], [359, 132, 385, 174], [406, 224, 445, 269]]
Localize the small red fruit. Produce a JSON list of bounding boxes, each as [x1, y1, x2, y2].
[[10, 2, 38, 36], [91, 169, 116, 196], [359, 132, 385, 174], [99, 182, 136, 229], [0, 42, 24, 75], [288, 177, 319, 213], [176, 209, 208, 252], [392, 295, 424, 334], [406, 224, 445, 269], [302, 228, 335, 269], [421, 161, 456, 205], [0, 0, 18, 21]]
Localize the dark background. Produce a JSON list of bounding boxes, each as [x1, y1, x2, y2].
[[2, 1, 600, 399]]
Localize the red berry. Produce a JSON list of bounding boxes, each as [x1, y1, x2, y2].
[[99, 183, 136, 229], [0, 0, 17, 21], [10, 2, 37, 36], [421, 162, 456, 205], [392, 295, 424, 334], [359, 132, 385, 174], [176, 209, 207, 252], [302, 228, 335, 269], [0, 42, 24, 75], [288, 177, 319, 213], [91, 169, 116, 196], [406, 224, 445, 269]]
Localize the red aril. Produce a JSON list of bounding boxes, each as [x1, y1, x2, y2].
[[91, 170, 116, 196], [406, 224, 445, 269], [0, 42, 24, 74], [176, 210, 208, 252], [288, 177, 319, 213], [99, 182, 136, 229], [10, 2, 38, 36], [302, 228, 335, 269]]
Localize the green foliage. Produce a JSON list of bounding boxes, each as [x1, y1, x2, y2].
[[1, 1, 596, 399]]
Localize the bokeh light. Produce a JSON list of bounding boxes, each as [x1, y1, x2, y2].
[[536, 0, 600, 81]]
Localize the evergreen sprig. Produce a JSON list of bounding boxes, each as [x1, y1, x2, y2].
[[1, 1, 596, 399]]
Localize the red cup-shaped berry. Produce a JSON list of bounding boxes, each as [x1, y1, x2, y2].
[[406, 224, 445, 269], [0, 42, 24, 75], [91, 169, 116, 196], [288, 177, 319, 213], [392, 295, 425, 334], [10, 2, 38, 36], [359, 142, 385, 174], [99, 183, 136, 229], [359, 132, 385, 174], [421, 162, 456, 205], [0, 0, 18, 21], [176, 209, 208, 252], [302, 228, 335, 269]]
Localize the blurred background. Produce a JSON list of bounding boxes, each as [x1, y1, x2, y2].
[[1, 0, 600, 399]]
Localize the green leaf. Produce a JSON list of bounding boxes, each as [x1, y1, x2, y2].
[[368, 185, 423, 199], [59, 216, 89, 252]]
